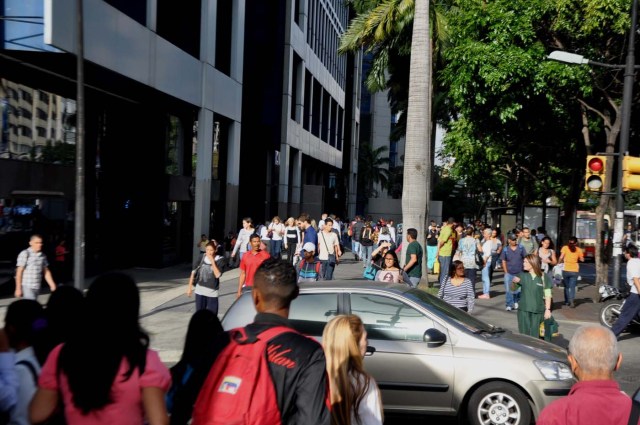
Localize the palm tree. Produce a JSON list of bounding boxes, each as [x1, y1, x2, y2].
[[357, 144, 391, 198], [341, 0, 434, 280], [401, 0, 431, 281]]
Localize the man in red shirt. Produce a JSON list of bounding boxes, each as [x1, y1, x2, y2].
[[537, 324, 637, 425], [236, 233, 270, 298]]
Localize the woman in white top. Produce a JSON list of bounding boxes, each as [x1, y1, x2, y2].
[[230, 218, 255, 262], [322, 315, 383, 425], [267, 216, 286, 259], [538, 236, 557, 279], [283, 217, 301, 265]]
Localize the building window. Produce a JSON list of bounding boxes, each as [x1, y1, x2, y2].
[[156, 0, 202, 58], [215, 0, 232, 75], [104, 0, 146, 25]]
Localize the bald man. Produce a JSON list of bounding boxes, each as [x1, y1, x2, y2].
[[537, 324, 637, 425]]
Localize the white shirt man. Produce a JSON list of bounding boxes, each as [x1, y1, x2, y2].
[[611, 245, 640, 337]]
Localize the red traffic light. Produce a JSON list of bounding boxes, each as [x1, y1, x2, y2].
[[588, 157, 603, 172]]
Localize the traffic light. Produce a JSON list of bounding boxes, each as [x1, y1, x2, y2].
[[585, 155, 606, 192], [622, 156, 640, 191]]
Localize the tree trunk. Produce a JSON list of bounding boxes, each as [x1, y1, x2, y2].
[[401, 0, 431, 284]]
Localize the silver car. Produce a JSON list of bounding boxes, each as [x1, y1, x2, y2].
[[222, 281, 575, 425]]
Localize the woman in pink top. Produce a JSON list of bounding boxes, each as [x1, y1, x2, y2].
[[30, 272, 171, 425]]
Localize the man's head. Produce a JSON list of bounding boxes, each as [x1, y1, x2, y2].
[[249, 234, 261, 252], [297, 213, 311, 229], [447, 217, 455, 226], [522, 227, 531, 239], [406, 228, 418, 242], [302, 242, 316, 260], [508, 233, 518, 245], [252, 258, 299, 316], [567, 324, 621, 380], [5, 299, 45, 350], [483, 228, 492, 239], [323, 217, 333, 231], [624, 244, 639, 260], [321, 213, 328, 220], [29, 234, 44, 253], [430, 220, 436, 228]]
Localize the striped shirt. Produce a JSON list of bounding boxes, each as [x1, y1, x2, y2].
[[16, 248, 47, 289], [438, 277, 475, 312]]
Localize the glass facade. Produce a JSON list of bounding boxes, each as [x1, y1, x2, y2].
[[0, 77, 76, 162], [1, 0, 60, 52]]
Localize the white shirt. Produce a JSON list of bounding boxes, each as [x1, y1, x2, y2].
[[318, 231, 339, 260], [268, 222, 285, 241], [482, 239, 493, 266], [11, 347, 41, 425], [388, 225, 397, 243], [351, 374, 383, 425], [232, 228, 253, 255], [627, 257, 640, 294]]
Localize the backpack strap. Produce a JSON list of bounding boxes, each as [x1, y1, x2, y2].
[[315, 261, 321, 274], [231, 325, 298, 345], [16, 359, 38, 384]]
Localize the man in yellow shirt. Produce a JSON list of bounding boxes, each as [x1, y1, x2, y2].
[[437, 217, 456, 286]]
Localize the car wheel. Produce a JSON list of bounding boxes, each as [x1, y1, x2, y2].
[[468, 382, 531, 425], [599, 300, 622, 329]]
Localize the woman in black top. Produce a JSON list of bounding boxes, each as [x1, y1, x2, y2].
[[283, 217, 300, 265]]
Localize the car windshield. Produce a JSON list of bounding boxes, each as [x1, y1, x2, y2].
[[405, 289, 501, 334]]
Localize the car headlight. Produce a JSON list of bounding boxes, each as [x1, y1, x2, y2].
[[534, 360, 574, 380]]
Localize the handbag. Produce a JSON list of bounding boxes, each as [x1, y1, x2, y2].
[[539, 316, 559, 340], [475, 250, 484, 268], [363, 263, 378, 280]]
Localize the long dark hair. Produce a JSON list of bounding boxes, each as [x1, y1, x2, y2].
[[58, 273, 149, 414], [381, 250, 400, 270]]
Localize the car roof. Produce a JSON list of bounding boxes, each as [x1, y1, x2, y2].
[[298, 280, 413, 295]]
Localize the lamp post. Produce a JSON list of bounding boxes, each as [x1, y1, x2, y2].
[[548, 0, 637, 290]]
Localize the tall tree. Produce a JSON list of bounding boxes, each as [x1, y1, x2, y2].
[[402, 0, 431, 282]]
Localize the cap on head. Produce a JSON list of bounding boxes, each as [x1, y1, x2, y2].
[[302, 242, 316, 253], [508, 233, 518, 241]]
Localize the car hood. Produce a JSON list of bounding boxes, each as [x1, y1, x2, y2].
[[484, 330, 569, 362]]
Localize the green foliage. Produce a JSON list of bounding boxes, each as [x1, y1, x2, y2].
[[40, 140, 75, 165], [358, 143, 391, 198]]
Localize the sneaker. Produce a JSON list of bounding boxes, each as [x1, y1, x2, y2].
[[514, 302, 519, 310], [478, 294, 490, 299], [506, 306, 512, 311]]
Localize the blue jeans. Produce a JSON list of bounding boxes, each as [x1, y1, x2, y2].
[[195, 294, 219, 315], [438, 255, 452, 286], [270, 239, 282, 259], [361, 245, 373, 265], [503, 273, 516, 308], [481, 264, 491, 295], [409, 276, 420, 288], [563, 271, 579, 304], [321, 260, 336, 280], [612, 293, 640, 336], [352, 241, 361, 259]]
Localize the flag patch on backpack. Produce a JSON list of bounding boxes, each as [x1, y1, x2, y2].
[[219, 376, 242, 394]]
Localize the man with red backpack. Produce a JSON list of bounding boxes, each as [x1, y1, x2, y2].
[[192, 258, 331, 425]]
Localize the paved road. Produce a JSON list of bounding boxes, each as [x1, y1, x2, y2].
[[2, 254, 638, 424]]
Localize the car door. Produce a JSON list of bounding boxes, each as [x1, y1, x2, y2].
[[348, 292, 455, 413]]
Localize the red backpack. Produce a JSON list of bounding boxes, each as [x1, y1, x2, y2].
[[191, 326, 297, 425]]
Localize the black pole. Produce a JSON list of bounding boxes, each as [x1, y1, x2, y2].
[[73, 0, 85, 290], [612, 0, 637, 290]]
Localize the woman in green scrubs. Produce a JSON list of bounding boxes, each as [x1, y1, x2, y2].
[[511, 254, 553, 337]]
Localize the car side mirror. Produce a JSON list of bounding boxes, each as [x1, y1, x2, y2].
[[423, 328, 446, 348]]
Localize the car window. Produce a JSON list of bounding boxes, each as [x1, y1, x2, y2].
[[349, 293, 434, 341], [289, 293, 338, 336], [404, 289, 496, 333]]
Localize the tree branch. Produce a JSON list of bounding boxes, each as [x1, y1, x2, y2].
[[576, 98, 610, 129]]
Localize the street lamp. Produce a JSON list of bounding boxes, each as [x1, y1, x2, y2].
[[547, 0, 638, 290]]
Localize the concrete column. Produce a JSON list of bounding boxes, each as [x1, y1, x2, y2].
[[295, 59, 305, 123], [225, 120, 241, 234], [193, 108, 214, 264], [200, 0, 217, 63], [147, 0, 157, 31], [230, 0, 246, 82], [291, 149, 302, 217], [278, 144, 291, 218]]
